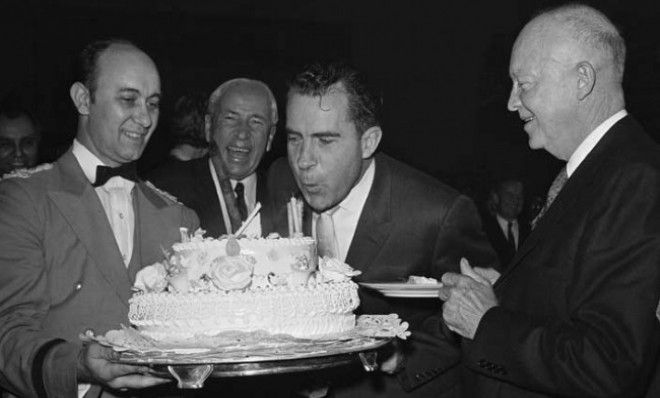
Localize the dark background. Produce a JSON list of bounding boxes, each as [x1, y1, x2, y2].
[[2, 0, 659, 205]]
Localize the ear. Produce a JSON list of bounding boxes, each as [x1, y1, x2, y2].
[[266, 125, 276, 152], [204, 114, 212, 142], [70, 82, 91, 115], [576, 61, 596, 100], [360, 126, 382, 159]]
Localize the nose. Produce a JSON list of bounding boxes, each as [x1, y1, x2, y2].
[[507, 85, 521, 112], [133, 102, 153, 128], [236, 120, 251, 139], [295, 139, 317, 170]]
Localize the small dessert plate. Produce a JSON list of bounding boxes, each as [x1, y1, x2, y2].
[[359, 282, 443, 298]]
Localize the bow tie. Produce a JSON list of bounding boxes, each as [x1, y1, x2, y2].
[[92, 163, 139, 187]]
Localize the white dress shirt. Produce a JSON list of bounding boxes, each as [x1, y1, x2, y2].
[[496, 214, 519, 249], [208, 159, 261, 237], [312, 160, 376, 262], [72, 139, 136, 397], [567, 109, 627, 177]]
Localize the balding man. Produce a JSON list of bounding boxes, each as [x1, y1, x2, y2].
[[439, 4, 660, 397], [0, 39, 198, 397], [148, 78, 278, 237]]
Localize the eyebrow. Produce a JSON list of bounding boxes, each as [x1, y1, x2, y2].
[[284, 128, 340, 138], [118, 87, 161, 100]]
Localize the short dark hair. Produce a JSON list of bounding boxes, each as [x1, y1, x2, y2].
[[75, 38, 139, 100], [170, 93, 208, 148], [288, 62, 381, 135]]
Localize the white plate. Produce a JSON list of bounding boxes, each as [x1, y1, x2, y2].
[[359, 282, 443, 298]]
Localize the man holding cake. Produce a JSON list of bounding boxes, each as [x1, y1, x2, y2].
[[148, 78, 279, 238], [268, 62, 498, 397], [0, 39, 198, 397]]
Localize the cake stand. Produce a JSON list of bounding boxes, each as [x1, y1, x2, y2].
[[119, 336, 389, 388], [87, 314, 408, 389]]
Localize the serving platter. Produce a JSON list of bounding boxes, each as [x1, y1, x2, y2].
[[359, 282, 443, 298]]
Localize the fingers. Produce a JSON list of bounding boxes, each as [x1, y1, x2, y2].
[[107, 373, 171, 390], [460, 258, 489, 285], [473, 267, 500, 285], [105, 364, 153, 379]]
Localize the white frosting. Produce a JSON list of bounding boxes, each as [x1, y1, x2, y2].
[[130, 236, 361, 341], [171, 236, 317, 281], [129, 281, 359, 339]]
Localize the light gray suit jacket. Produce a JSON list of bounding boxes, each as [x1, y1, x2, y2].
[[0, 150, 198, 397]]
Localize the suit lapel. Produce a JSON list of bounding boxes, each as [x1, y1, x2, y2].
[[197, 158, 227, 236], [345, 156, 393, 273], [496, 117, 632, 288], [256, 170, 271, 235], [133, 181, 178, 279], [48, 151, 132, 304]]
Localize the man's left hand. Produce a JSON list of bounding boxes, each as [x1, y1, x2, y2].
[[439, 258, 498, 339]]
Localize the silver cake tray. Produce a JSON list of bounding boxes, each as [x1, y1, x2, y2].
[[85, 314, 409, 389]]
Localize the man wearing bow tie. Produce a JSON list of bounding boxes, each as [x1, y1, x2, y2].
[[0, 39, 198, 397]]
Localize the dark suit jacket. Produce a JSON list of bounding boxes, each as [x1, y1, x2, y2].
[[0, 150, 199, 398], [463, 116, 660, 397], [146, 155, 274, 237], [268, 153, 498, 397], [481, 213, 530, 270]]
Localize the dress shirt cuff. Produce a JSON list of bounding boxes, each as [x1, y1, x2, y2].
[[34, 339, 79, 398]]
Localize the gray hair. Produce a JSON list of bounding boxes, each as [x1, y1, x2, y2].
[[539, 3, 626, 81], [207, 78, 278, 125]]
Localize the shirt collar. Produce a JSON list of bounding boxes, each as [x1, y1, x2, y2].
[[336, 159, 376, 214], [566, 109, 627, 177], [72, 139, 106, 184]]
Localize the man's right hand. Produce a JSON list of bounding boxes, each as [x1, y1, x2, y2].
[[77, 342, 170, 391]]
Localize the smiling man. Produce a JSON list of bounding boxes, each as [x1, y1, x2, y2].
[[0, 39, 198, 398], [268, 62, 497, 398], [148, 78, 278, 237], [439, 4, 660, 398]]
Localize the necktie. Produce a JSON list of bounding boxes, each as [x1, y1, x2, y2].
[[93, 163, 138, 187], [507, 221, 516, 250], [316, 209, 338, 258], [532, 167, 568, 229], [234, 182, 248, 221]]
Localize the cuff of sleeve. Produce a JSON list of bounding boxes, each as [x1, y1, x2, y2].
[[467, 306, 522, 368], [33, 340, 79, 398]]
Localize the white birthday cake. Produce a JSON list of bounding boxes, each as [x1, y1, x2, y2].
[[129, 230, 361, 341]]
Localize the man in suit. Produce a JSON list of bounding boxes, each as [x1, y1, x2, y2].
[[440, 4, 660, 397], [0, 39, 198, 397], [148, 78, 277, 237], [481, 178, 529, 269], [268, 62, 497, 397]]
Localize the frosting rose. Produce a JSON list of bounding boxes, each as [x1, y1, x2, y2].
[[134, 263, 168, 293], [318, 257, 361, 282], [209, 255, 254, 291]]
